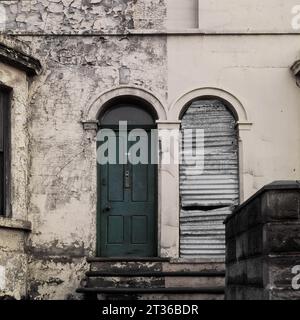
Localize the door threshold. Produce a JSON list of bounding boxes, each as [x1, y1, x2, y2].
[[87, 257, 170, 263]]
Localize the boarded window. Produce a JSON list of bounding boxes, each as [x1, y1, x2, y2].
[[180, 99, 239, 259], [0, 89, 10, 216]]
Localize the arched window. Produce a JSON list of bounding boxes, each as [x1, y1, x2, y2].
[[100, 104, 155, 127], [98, 96, 157, 128], [180, 99, 239, 259]]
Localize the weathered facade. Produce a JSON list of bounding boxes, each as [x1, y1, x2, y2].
[[0, 0, 299, 299]]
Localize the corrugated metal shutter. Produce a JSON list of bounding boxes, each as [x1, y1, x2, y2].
[[180, 99, 239, 259]]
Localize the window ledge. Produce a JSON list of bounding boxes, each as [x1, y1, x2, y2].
[[170, 258, 225, 264], [0, 217, 32, 232], [0, 39, 42, 76]]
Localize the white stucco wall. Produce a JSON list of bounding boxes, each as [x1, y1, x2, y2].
[[167, 35, 300, 200], [166, 0, 300, 33], [198, 0, 300, 33]]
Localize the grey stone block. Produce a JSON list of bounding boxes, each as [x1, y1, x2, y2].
[[264, 222, 300, 253], [246, 257, 264, 286], [246, 196, 262, 229], [247, 225, 263, 257], [236, 233, 248, 260], [269, 288, 300, 300], [225, 214, 237, 240], [268, 255, 300, 289], [225, 285, 236, 300], [226, 261, 247, 285], [262, 190, 300, 222], [226, 238, 236, 263], [235, 210, 248, 235]]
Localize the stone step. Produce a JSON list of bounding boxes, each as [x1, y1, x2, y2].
[[97, 292, 224, 300], [89, 261, 164, 273], [85, 276, 164, 289], [88, 259, 225, 273], [77, 287, 225, 300], [86, 271, 225, 277], [85, 271, 225, 288], [78, 258, 225, 300], [86, 276, 224, 289]]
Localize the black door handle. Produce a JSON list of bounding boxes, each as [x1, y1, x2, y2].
[[103, 205, 111, 212]]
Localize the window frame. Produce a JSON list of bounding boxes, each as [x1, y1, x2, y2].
[[0, 85, 12, 217]]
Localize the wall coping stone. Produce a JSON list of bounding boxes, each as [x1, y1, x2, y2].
[[224, 181, 300, 224]]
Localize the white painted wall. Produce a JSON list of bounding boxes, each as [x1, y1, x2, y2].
[[198, 0, 300, 33], [167, 35, 300, 200], [167, 0, 198, 29], [167, 0, 300, 33]]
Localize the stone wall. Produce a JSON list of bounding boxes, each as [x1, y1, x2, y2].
[[225, 181, 300, 300], [0, 218, 31, 299]]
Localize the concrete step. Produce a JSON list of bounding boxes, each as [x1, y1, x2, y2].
[[77, 258, 225, 300], [85, 271, 225, 288], [85, 276, 164, 289], [89, 261, 164, 273], [97, 293, 224, 300], [76, 286, 225, 300]]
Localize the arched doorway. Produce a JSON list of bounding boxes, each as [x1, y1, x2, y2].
[[96, 97, 158, 257], [180, 98, 239, 259]]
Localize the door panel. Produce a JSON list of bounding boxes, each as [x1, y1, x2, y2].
[[132, 164, 148, 202], [131, 216, 148, 244], [107, 216, 124, 244], [108, 165, 124, 201], [98, 130, 156, 257]]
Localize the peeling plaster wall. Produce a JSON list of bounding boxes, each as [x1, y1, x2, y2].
[[2, 0, 166, 34], [21, 34, 167, 299], [0, 223, 30, 300], [0, 0, 168, 301], [0, 60, 31, 299]]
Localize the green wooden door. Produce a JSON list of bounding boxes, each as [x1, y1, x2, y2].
[[97, 130, 157, 257]]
